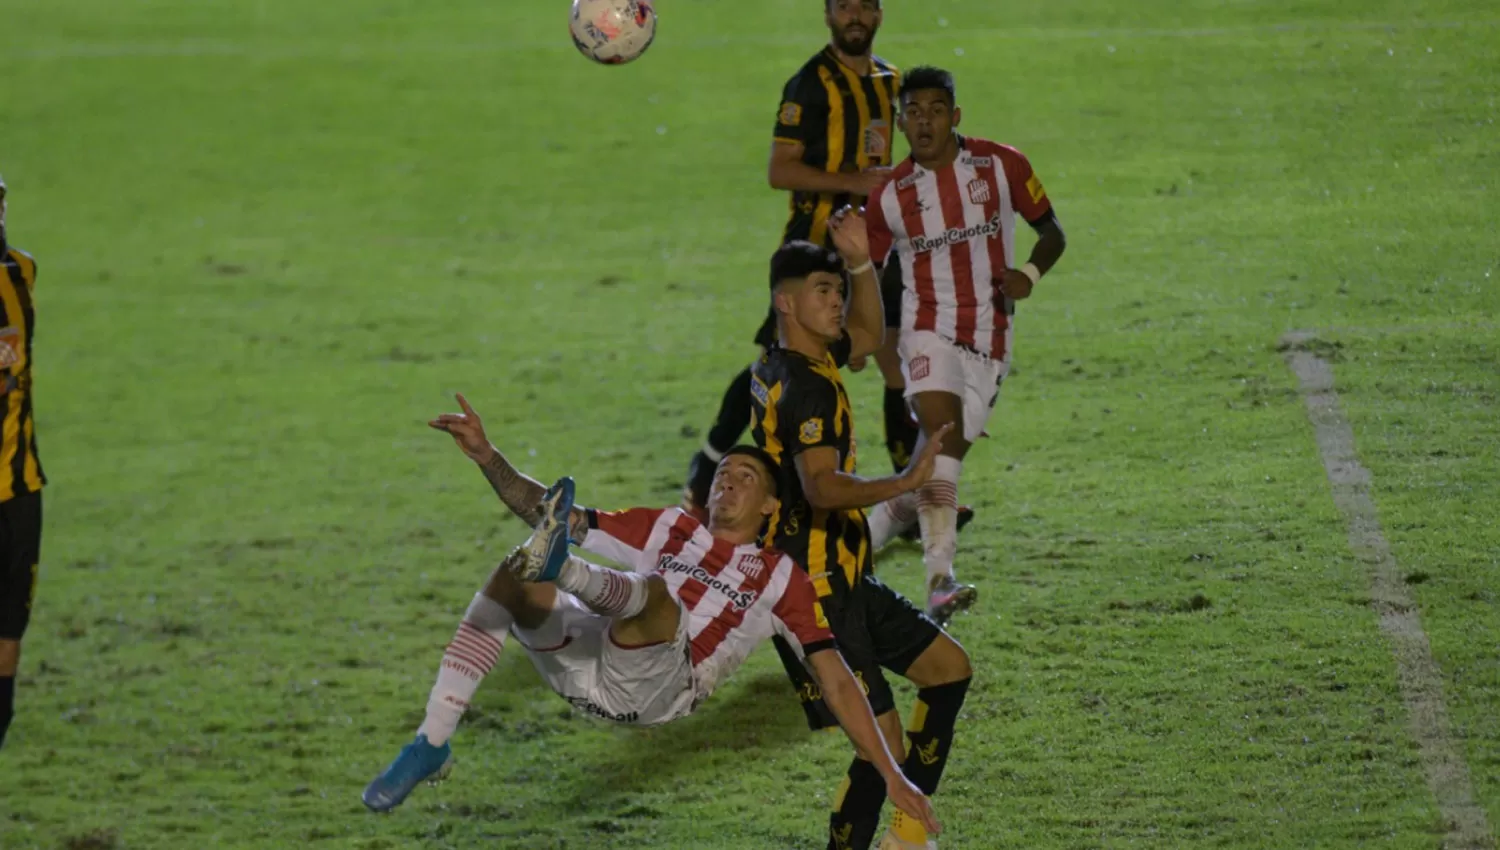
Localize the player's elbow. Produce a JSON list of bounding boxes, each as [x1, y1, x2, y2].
[[767, 162, 793, 191], [802, 475, 838, 512]]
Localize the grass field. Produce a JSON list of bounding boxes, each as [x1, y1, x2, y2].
[[1, 0, 1497, 847]]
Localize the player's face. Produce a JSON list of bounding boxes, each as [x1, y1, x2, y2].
[[708, 455, 776, 525], [790, 272, 846, 342], [826, 0, 881, 57], [899, 90, 961, 162]]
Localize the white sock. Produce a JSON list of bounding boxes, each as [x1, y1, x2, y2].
[[916, 456, 962, 590], [417, 592, 513, 746], [554, 555, 649, 618], [868, 492, 919, 549]]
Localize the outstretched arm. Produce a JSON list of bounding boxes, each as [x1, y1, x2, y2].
[[807, 649, 942, 837], [795, 423, 953, 512], [430, 393, 589, 541]]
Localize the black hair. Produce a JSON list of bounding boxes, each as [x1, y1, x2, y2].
[[899, 65, 956, 106], [769, 240, 844, 290], [720, 445, 782, 491]]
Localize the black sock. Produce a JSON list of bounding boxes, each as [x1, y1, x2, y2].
[[883, 387, 919, 472], [828, 757, 886, 850], [901, 677, 971, 794], [687, 366, 755, 507], [0, 676, 14, 749]]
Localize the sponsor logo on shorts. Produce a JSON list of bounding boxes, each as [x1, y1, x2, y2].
[[564, 694, 639, 724], [909, 355, 931, 381], [657, 554, 759, 611]]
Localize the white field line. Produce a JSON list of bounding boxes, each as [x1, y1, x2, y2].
[[1282, 329, 1495, 850]]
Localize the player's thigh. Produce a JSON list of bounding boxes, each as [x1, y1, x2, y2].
[[482, 567, 557, 630], [859, 574, 945, 681], [0, 491, 42, 650], [598, 601, 696, 726], [821, 590, 901, 723], [902, 631, 972, 689], [874, 330, 904, 388], [899, 333, 967, 424], [957, 356, 1007, 445]]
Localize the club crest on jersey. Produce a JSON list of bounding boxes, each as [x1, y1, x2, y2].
[[799, 418, 824, 445], [967, 178, 992, 205], [779, 102, 802, 127], [736, 552, 767, 581]]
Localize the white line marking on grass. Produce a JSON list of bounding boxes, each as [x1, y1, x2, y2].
[[10, 18, 1498, 60], [1281, 330, 1495, 850]]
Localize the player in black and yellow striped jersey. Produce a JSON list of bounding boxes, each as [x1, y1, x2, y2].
[[750, 211, 973, 850], [0, 173, 44, 750], [679, 0, 923, 525]]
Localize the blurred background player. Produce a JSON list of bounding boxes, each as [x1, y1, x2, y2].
[[864, 66, 1067, 625], [680, 0, 925, 519], [752, 209, 972, 850], [362, 394, 940, 841], [0, 173, 45, 749]]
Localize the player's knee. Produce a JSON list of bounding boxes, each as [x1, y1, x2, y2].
[[909, 635, 970, 687]]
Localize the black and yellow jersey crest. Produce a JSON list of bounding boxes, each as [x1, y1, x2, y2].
[[772, 47, 901, 247], [1, 245, 44, 502], [749, 334, 869, 598]]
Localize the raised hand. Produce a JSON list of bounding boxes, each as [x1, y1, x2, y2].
[[428, 393, 495, 462], [901, 422, 954, 491], [828, 205, 872, 268]]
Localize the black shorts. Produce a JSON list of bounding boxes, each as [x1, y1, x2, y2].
[[0, 490, 43, 641], [773, 572, 941, 731], [754, 261, 904, 346]]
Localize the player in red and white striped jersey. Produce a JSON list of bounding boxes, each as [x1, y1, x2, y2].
[[866, 66, 1067, 625], [362, 393, 939, 837]]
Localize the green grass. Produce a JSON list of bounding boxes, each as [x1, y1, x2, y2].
[[1, 0, 1496, 847]]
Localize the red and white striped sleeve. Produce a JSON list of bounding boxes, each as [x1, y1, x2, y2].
[[581, 507, 664, 571], [769, 555, 837, 655]]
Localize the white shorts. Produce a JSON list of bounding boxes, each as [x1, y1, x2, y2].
[[898, 329, 1008, 443], [511, 591, 697, 727]]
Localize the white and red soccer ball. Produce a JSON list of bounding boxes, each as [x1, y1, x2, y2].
[[569, 0, 657, 65]]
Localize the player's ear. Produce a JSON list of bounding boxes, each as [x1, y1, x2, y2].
[[952, 105, 962, 128], [761, 494, 779, 520]]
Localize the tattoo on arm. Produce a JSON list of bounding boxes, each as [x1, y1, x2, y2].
[[478, 451, 593, 540], [479, 451, 546, 526]]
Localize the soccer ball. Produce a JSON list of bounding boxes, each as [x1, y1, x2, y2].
[[569, 0, 657, 65]]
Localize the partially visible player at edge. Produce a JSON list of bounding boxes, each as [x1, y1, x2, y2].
[[0, 173, 45, 750], [752, 208, 972, 850], [865, 66, 1067, 624], [681, 0, 933, 522], [359, 394, 939, 837]]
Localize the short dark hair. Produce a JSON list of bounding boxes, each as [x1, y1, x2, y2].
[[769, 240, 844, 290], [899, 65, 956, 106], [720, 445, 782, 491]]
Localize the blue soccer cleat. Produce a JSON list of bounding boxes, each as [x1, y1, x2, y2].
[[504, 476, 575, 583], [361, 734, 454, 813]]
